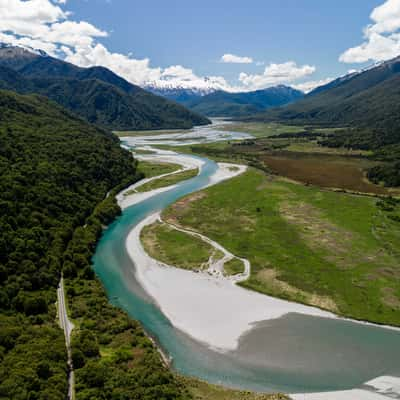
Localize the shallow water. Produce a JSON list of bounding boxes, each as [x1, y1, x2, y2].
[[120, 120, 252, 147], [92, 129, 400, 394]]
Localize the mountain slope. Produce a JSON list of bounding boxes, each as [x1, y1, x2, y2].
[[182, 86, 304, 117], [0, 45, 210, 130], [247, 56, 400, 186], [250, 56, 400, 132]]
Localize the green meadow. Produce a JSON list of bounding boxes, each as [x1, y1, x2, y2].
[[163, 169, 400, 326], [141, 221, 216, 271], [137, 168, 198, 192]]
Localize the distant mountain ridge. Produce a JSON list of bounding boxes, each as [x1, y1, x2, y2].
[[145, 84, 215, 104], [0, 44, 210, 130], [245, 55, 400, 187], [178, 85, 304, 117], [248, 54, 400, 134]]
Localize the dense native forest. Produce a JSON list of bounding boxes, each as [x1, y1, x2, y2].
[[0, 46, 210, 131], [0, 90, 189, 399]]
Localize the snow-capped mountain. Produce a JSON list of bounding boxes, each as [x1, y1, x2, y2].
[[144, 76, 228, 103], [144, 83, 216, 103], [0, 42, 48, 57]]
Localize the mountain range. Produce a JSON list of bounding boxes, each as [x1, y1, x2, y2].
[[245, 55, 400, 186], [182, 86, 304, 117], [146, 82, 304, 117], [0, 44, 210, 130], [249, 55, 400, 141], [145, 84, 215, 104]]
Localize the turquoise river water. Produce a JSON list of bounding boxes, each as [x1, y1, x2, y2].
[[92, 151, 400, 394]]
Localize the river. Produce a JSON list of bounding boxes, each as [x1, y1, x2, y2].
[[92, 123, 400, 395]]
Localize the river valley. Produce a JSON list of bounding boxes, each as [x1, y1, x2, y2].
[[93, 123, 400, 397]]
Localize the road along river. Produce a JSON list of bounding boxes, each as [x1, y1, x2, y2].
[[92, 124, 400, 397]]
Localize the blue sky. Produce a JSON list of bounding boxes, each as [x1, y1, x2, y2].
[[1, 0, 399, 91], [67, 0, 381, 79]]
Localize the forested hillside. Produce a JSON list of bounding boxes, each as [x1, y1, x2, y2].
[[0, 90, 190, 399], [177, 86, 304, 117], [0, 45, 210, 130], [246, 56, 400, 186]]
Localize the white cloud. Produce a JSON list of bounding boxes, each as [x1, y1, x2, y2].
[[46, 21, 107, 48], [0, 0, 105, 54], [238, 61, 316, 90], [220, 53, 253, 64], [0, 0, 232, 90], [340, 0, 400, 63], [64, 43, 162, 85], [0, 0, 317, 93], [0, 31, 59, 54], [292, 77, 333, 93]]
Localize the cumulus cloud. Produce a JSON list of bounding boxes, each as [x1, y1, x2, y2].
[[0, 0, 232, 90], [0, 0, 105, 56], [340, 0, 400, 63], [63, 43, 162, 84], [220, 53, 253, 64], [292, 77, 333, 93], [0, 0, 316, 92], [238, 61, 316, 90]]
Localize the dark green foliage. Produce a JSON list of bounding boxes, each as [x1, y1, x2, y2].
[[0, 88, 140, 398], [183, 86, 304, 117], [0, 46, 210, 130], [61, 178, 191, 399], [369, 162, 400, 187], [66, 278, 190, 400], [0, 314, 68, 399]]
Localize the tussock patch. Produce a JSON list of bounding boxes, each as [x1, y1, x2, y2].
[[382, 287, 400, 310], [256, 269, 338, 313], [279, 201, 377, 269], [164, 192, 207, 225]]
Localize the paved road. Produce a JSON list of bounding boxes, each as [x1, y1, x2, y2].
[[57, 276, 75, 400]]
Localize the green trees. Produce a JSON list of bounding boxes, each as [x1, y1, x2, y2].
[[0, 49, 211, 130], [0, 89, 140, 398], [0, 88, 189, 399]]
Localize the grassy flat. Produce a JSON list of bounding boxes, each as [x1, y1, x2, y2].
[[137, 168, 198, 192], [141, 221, 218, 270], [166, 126, 392, 195], [138, 160, 182, 178], [180, 376, 289, 400], [223, 258, 245, 276], [261, 152, 390, 195], [219, 122, 305, 138], [285, 140, 372, 156], [163, 169, 400, 326]]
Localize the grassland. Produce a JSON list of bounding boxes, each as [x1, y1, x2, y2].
[[141, 221, 219, 270], [180, 377, 289, 400], [261, 152, 390, 195], [223, 258, 245, 276], [285, 140, 372, 156], [136, 168, 198, 192], [220, 122, 305, 138], [138, 160, 182, 178], [161, 121, 395, 195], [163, 168, 400, 326]]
